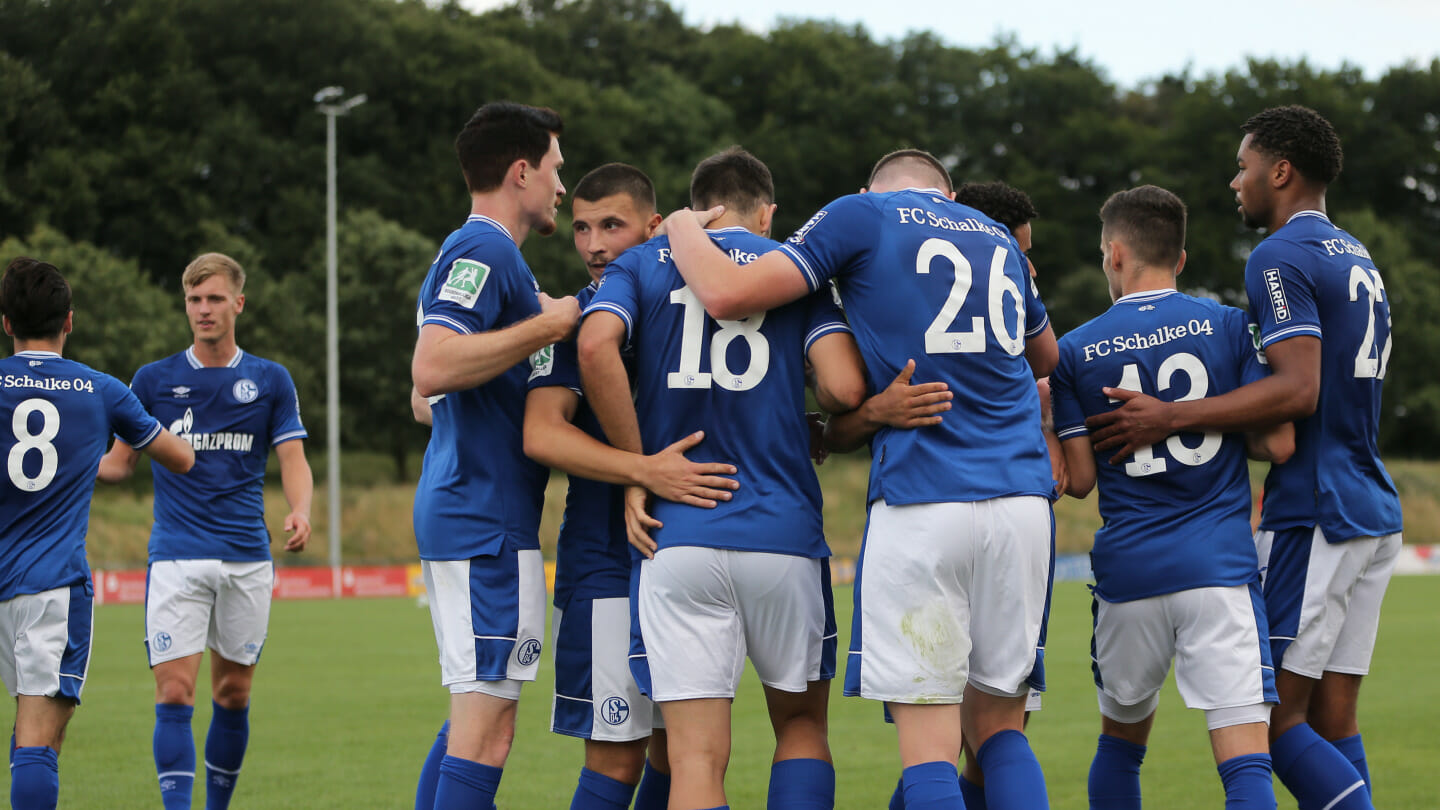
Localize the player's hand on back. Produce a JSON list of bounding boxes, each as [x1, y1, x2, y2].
[[537, 292, 581, 342], [282, 512, 311, 552], [623, 485, 661, 558], [1085, 387, 1176, 464], [871, 359, 952, 429], [640, 430, 739, 507]]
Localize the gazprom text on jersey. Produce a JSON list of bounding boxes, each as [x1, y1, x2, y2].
[[2, 374, 96, 392], [1081, 319, 1216, 362]]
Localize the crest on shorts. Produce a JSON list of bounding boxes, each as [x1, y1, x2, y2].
[[152, 632, 173, 653], [232, 378, 259, 403], [439, 259, 490, 309], [601, 696, 630, 726], [516, 637, 542, 666]]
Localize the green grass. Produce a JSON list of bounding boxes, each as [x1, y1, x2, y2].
[[9, 578, 1434, 808]]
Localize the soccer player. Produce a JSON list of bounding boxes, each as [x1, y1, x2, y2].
[[408, 101, 580, 810], [1050, 185, 1291, 809], [658, 148, 1057, 809], [96, 251, 312, 810], [1, 257, 193, 810], [577, 147, 865, 810], [1086, 107, 1401, 810], [523, 162, 741, 810]]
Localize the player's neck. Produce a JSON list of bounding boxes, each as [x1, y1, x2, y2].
[[706, 211, 760, 235], [1269, 191, 1327, 233], [191, 337, 239, 368], [1120, 269, 1176, 298], [12, 336, 64, 356], [470, 193, 528, 246]]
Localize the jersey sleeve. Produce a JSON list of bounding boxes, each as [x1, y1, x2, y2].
[[802, 282, 853, 353], [777, 195, 880, 292], [421, 243, 522, 336], [1024, 274, 1051, 338], [103, 374, 163, 449], [1049, 340, 1087, 440], [1230, 307, 1270, 387], [267, 365, 308, 446], [527, 337, 582, 395], [1244, 240, 1321, 348], [583, 256, 642, 345]]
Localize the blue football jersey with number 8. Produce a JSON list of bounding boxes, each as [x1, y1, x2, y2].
[[778, 189, 1053, 505], [1244, 211, 1401, 542]]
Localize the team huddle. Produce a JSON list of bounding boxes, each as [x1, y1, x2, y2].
[[0, 99, 1400, 810]]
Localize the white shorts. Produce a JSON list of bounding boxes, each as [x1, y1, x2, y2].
[[1256, 527, 1402, 678], [639, 547, 833, 701], [552, 596, 655, 742], [846, 497, 1051, 703], [424, 549, 546, 696], [1092, 584, 1276, 729], [145, 560, 273, 667], [0, 583, 93, 703]]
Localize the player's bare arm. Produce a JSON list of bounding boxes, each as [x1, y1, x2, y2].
[[1025, 323, 1059, 378], [1245, 421, 1295, 464], [96, 439, 141, 483], [1037, 376, 1068, 496], [410, 386, 433, 426], [804, 331, 867, 415], [1086, 335, 1319, 463], [145, 429, 196, 475], [576, 310, 661, 556], [823, 359, 953, 453], [411, 292, 580, 397], [1059, 436, 1096, 498], [275, 439, 312, 552], [663, 208, 811, 320], [523, 386, 738, 507]]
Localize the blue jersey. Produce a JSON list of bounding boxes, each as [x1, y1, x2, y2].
[[130, 347, 307, 563], [585, 227, 850, 558], [526, 281, 629, 604], [2, 351, 161, 600], [777, 189, 1053, 505], [414, 215, 548, 560], [1244, 211, 1402, 542], [1051, 291, 1266, 602]]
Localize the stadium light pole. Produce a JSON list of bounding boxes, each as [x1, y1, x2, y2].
[[314, 86, 366, 597]]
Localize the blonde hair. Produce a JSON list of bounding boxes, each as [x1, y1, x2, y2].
[[182, 252, 245, 294]]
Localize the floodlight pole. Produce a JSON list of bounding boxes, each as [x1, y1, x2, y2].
[[315, 87, 366, 597]]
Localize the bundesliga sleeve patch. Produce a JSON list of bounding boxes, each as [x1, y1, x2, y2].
[[438, 259, 491, 309], [1262, 267, 1290, 322], [528, 345, 555, 381]]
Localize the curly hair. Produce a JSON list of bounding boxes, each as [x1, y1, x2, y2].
[[954, 181, 1038, 232], [1242, 105, 1343, 185]]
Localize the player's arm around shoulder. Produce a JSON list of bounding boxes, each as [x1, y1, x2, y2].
[[662, 208, 810, 320], [1025, 323, 1059, 379], [411, 293, 580, 397], [823, 359, 953, 454], [274, 438, 312, 552], [805, 331, 867, 415]]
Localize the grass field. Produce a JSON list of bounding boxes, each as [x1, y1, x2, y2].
[[11, 577, 1434, 808]]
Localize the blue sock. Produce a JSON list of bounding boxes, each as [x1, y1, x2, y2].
[[570, 767, 636, 810], [889, 776, 906, 810], [10, 746, 59, 810], [1330, 734, 1371, 797], [976, 729, 1049, 810], [633, 759, 671, 810], [204, 701, 249, 810], [1272, 724, 1371, 810], [1218, 753, 1276, 810], [154, 703, 196, 810], [434, 755, 502, 810], [1087, 734, 1145, 810], [960, 772, 987, 810], [767, 758, 835, 809], [415, 720, 450, 810], [901, 760, 963, 809]]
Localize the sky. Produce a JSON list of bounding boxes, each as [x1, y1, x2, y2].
[[459, 0, 1438, 88]]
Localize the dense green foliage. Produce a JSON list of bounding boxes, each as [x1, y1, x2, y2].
[[4, 0, 1438, 469]]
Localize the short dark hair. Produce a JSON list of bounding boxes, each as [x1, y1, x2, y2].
[[1242, 105, 1343, 186], [1, 257, 71, 340], [868, 149, 952, 194], [455, 101, 564, 194], [573, 163, 657, 214], [954, 181, 1038, 232], [1099, 185, 1187, 269], [690, 147, 773, 215]]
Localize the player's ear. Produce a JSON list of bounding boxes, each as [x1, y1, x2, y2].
[[1173, 249, 1187, 278], [1270, 157, 1294, 190], [859, 186, 869, 194], [645, 212, 663, 237], [62, 311, 74, 335], [2, 315, 12, 338], [759, 203, 777, 236], [510, 158, 529, 188], [946, 190, 957, 201], [235, 293, 245, 314]]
